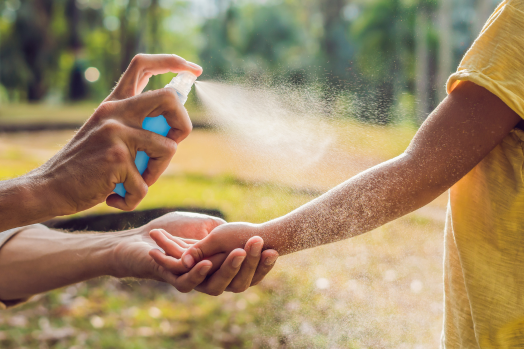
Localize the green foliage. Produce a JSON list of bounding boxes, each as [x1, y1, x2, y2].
[[0, 0, 486, 123]]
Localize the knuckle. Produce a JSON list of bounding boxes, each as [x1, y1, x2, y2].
[[207, 217, 224, 229], [130, 53, 147, 67], [208, 290, 223, 297], [236, 286, 249, 293], [231, 288, 241, 294], [138, 182, 148, 197], [161, 87, 178, 101], [122, 205, 136, 212], [230, 284, 248, 293], [106, 144, 128, 164], [192, 247, 205, 262], [184, 121, 193, 135], [177, 285, 192, 294], [163, 138, 177, 156], [94, 101, 115, 118], [100, 119, 124, 137]]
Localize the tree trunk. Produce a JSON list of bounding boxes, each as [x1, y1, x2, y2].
[[19, 0, 54, 101], [437, 0, 452, 103], [474, 0, 494, 35], [415, 7, 430, 122]]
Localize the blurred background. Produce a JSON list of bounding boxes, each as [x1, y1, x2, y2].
[[0, 0, 499, 348]]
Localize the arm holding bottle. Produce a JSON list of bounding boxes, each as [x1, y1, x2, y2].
[[0, 54, 201, 232]]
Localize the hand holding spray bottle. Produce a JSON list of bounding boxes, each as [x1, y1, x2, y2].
[[114, 71, 198, 197]]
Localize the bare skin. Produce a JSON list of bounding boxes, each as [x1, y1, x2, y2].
[[0, 54, 201, 231], [0, 212, 278, 301], [0, 54, 279, 298], [148, 81, 521, 270]]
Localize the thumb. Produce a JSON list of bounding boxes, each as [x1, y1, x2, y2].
[[181, 234, 223, 268]]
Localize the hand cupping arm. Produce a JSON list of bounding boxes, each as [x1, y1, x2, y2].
[[149, 229, 279, 295]]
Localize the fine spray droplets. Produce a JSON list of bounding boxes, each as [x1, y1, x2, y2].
[[195, 80, 335, 170]]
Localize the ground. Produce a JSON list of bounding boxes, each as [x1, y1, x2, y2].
[[0, 104, 445, 348]]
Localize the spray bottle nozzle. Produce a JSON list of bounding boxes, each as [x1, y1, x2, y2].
[[166, 71, 198, 104]]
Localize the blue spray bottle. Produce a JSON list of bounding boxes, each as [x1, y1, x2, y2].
[[114, 71, 198, 197]]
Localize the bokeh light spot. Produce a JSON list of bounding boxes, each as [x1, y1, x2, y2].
[[90, 315, 104, 328], [85, 67, 100, 82], [103, 16, 120, 31], [410, 279, 423, 293], [315, 278, 330, 290]]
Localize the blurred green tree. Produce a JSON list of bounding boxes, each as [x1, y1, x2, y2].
[[0, 0, 495, 124]]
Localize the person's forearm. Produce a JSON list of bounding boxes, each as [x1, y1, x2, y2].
[[258, 82, 521, 255], [0, 225, 119, 301], [259, 154, 447, 255], [0, 174, 58, 231]]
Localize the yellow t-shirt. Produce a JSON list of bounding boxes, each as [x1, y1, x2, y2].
[[444, 0, 524, 347]]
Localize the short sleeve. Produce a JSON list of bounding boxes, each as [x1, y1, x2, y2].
[[0, 224, 47, 309], [447, 0, 524, 120]]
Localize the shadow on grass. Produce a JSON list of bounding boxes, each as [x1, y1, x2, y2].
[[43, 207, 225, 232]]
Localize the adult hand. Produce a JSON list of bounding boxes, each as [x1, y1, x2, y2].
[[35, 54, 202, 216], [149, 229, 279, 295], [111, 212, 279, 295]]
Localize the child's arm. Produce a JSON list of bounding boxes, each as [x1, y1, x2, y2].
[[174, 81, 521, 266]]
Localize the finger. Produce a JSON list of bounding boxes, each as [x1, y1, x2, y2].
[[127, 128, 178, 186], [250, 249, 279, 286], [149, 229, 187, 258], [195, 249, 246, 296], [106, 161, 148, 211], [181, 237, 219, 269], [156, 230, 199, 249], [109, 54, 203, 100], [171, 260, 213, 293], [149, 248, 191, 275], [179, 238, 199, 245], [150, 248, 227, 276], [161, 233, 199, 246], [226, 237, 263, 292], [115, 88, 192, 140]]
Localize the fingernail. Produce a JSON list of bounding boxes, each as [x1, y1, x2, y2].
[[187, 61, 202, 70], [183, 254, 195, 268], [200, 265, 212, 276], [232, 256, 245, 269], [264, 255, 277, 266], [250, 241, 263, 257]]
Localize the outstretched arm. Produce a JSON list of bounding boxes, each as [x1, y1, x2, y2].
[[0, 212, 278, 304], [179, 81, 521, 264]]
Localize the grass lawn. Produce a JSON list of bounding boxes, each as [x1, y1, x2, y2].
[[0, 105, 443, 348]]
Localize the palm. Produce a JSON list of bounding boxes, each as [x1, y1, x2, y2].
[[145, 212, 225, 240], [113, 212, 225, 279]]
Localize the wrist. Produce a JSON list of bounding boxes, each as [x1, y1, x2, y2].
[[86, 232, 122, 278], [107, 228, 146, 279], [0, 175, 60, 231], [23, 172, 63, 218], [256, 221, 285, 254]]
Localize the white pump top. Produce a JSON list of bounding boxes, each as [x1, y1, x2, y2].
[[166, 71, 198, 105]]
